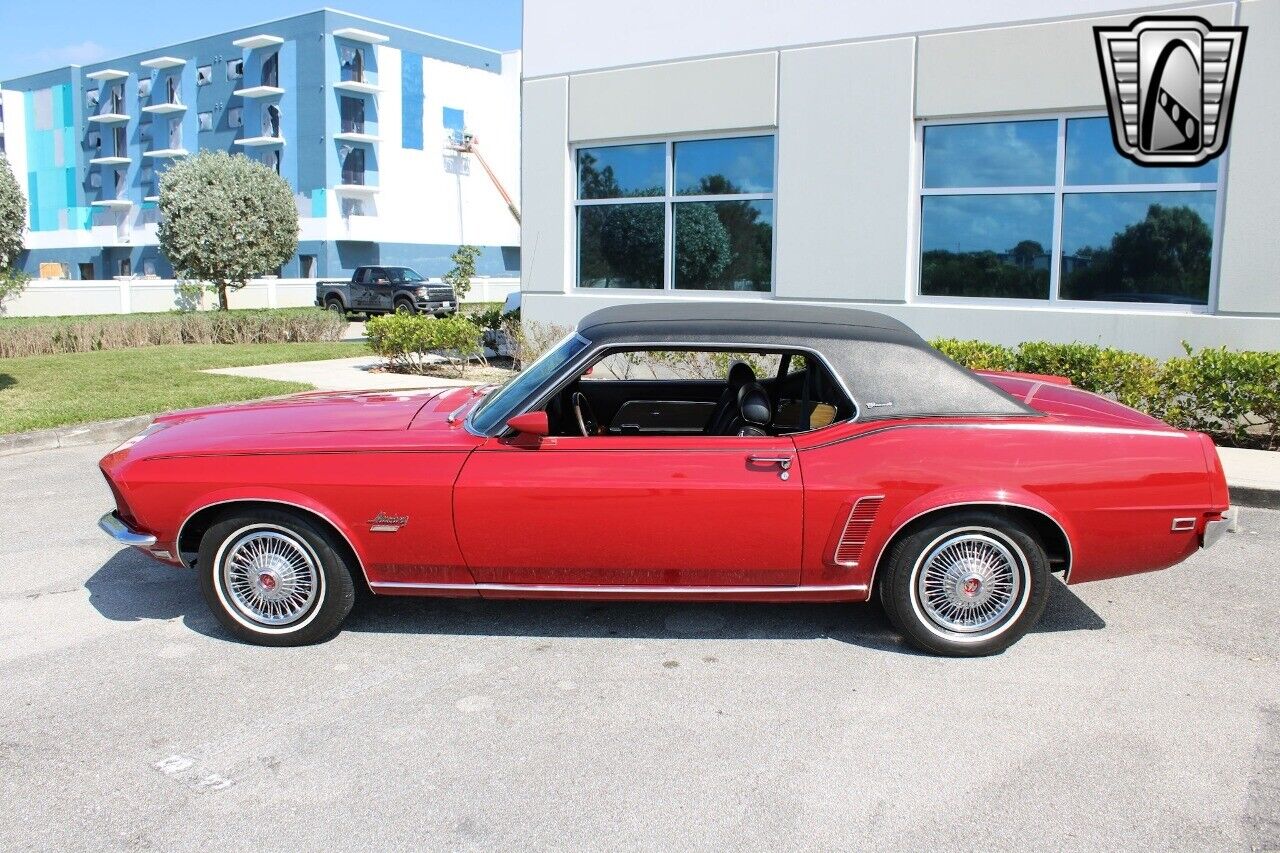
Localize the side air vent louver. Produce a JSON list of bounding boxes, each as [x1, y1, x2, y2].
[[833, 495, 884, 567]]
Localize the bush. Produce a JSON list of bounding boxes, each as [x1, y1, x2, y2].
[[0, 308, 344, 358], [935, 337, 1280, 449], [366, 313, 483, 377]]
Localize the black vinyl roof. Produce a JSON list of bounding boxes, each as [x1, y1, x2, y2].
[[576, 302, 1036, 421]]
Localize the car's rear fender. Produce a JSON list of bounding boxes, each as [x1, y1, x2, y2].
[[864, 489, 1077, 595]]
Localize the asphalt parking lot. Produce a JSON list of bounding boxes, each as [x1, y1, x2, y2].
[[1, 442, 1277, 852]]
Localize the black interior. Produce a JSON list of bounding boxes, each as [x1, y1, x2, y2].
[[544, 350, 855, 437]]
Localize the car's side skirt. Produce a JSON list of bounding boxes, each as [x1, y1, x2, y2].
[[369, 581, 871, 602]]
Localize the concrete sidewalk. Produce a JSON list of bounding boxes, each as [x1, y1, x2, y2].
[[202, 355, 472, 391], [1219, 447, 1280, 510]]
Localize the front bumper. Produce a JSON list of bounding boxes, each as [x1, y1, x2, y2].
[[415, 299, 457, 315], [98, 510, 157, 548], [1201, 513, 1230, 549]]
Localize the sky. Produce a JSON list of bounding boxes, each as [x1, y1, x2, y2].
[[0, 0, 522, 80]]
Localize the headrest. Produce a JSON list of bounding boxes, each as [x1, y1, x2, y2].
[[737, 382, 771, 426], [727, 361, 756, 389]]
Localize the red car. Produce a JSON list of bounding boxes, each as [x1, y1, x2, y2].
[[98, 303, 1230, 655]]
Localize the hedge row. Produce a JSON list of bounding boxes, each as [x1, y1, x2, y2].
[[934, 338, 1280, 450], [365, 313, 483, 377], [0, 308, 346, 358]]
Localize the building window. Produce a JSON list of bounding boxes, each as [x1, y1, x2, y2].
[[226, 59, 243, 81], [118, 258, 132, 277], [165, 76, 180, 105], [78, 262, 95, 280], [138, 78, 152, 100], [339, 46, 365, 83], [228, 107, 243, 128], [168, 117, 182, 150], [919, 116, 1220, 306], [265, 149, 281, 175], [575, 134, 775, 291], [341, 146, 365, 185], [196, 65, 213, 86], [261, 53, 279, 88], [300, 254, 317, 277], [198, 111, 213, 132], [112, 125, 126, 158], [85, 89, 99, 111], [340, 96, 365, 134]]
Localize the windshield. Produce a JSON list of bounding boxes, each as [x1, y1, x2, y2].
[[386, 268, 424, 283], [469, 333, 590, 434]]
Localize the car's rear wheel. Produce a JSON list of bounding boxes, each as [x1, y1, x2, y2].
[[878, 510, 1049, 656], [325, 298, 345, 317], [197, 508, 355, 646]]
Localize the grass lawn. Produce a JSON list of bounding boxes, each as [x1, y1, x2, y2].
[[0, 342, 367, 434]]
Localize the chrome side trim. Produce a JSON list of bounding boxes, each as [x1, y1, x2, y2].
[[369, 581, 869, 595], [98, 511, 158, 548], [175, 498, 369, 585], [868, 500, 1075, 588], [1202, 515, 1229, 549]]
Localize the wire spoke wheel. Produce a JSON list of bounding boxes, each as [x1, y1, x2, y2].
[[220, 528, 320, 627], [914, 531, 1023, 635]]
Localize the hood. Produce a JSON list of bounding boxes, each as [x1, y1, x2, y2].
[[152, 387, 459, 436], [975, 370, 1176, 431]]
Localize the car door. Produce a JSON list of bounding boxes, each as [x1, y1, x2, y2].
[[351, 268, 373, 309], [453, 433, 804, 587], [367, 268, 393, 312]]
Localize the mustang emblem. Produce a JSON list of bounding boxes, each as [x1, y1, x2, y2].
[[367, 512, 409, 533]]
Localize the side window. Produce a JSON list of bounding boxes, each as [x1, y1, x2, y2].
[[583, 350, 780, 381]]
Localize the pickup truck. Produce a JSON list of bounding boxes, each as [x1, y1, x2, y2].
[[315, 266, 458, 318]]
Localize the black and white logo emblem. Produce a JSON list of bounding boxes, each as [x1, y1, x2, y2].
[[1094, 16, 1246, 167]]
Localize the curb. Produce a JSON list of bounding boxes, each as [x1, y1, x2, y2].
[[1229, 486, 1280, 512], [0, 415, 153, 458]]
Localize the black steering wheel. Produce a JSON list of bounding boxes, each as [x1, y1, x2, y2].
[[570, 392, 599, 436]]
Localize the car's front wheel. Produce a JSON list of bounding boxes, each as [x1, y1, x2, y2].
[[197, 508, 355, 646], [878, 510, 1049, 656]]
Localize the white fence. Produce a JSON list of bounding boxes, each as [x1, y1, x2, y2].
[[2, 276, 520, 318]]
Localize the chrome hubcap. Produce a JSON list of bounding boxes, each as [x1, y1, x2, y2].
[[221, 529, 319, 626], [917, 532, 1022, 634]]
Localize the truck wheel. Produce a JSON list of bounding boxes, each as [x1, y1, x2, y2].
[[394, 298, 416, 315], [877, 510, 1049, 657], [325, 298, 345, 317]]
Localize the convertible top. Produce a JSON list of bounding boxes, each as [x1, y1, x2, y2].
[[576, 302, 1037, 421]]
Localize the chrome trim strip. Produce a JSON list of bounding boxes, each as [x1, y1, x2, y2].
[[98, 511, 158, 548], [807, 420, 1188, 451], [868, 500, 1075, 588], [369, 581, 869, 595], [175, 498, 369, 585], [1202, 515, 1229, 549], [1171, 517, 1197, 532]]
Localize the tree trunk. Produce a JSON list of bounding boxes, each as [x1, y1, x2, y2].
[[218, 283, 229, 310]]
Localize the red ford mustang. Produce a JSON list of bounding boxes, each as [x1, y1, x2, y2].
[[98, 303, 1230, 655]]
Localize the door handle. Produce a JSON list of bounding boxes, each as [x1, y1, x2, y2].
[[748, 455, 793, 480]]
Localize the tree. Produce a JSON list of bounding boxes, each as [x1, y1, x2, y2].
[[443, 244, 481, 300], [157, 151, 298, 310], [1061, 203, 1213, 302], [0, 155, 30, 313]]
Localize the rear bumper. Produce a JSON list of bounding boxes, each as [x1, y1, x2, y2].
[[1201, 513, 1230, 549], [98, 510, 157, 548]]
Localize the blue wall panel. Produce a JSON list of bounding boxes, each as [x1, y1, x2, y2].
[[402, 52, 423, 150]]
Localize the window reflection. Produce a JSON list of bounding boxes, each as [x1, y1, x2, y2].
[[923, 120, 1057, 188], [577, 144, 664, 199], [1065, 117, 1217, 186], [920, 194, 1054, 299], [674, 136, 774, 195], [577, 203, 664, 288], [673, 200, 772, 291], [1060, 192, 1214, 304]]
